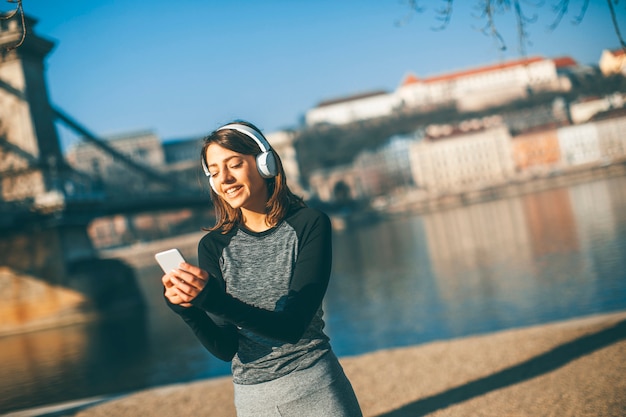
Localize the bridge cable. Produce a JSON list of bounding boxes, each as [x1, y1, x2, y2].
[[54, 107, 196, 193]]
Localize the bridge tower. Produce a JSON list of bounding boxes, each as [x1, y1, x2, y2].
[[0, 13, 143, 336], [0, 13, 65, 201]]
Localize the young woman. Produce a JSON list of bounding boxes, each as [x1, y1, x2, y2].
[[161, 121, 363, 416]]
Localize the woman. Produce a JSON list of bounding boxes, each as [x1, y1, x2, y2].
[[162, 121, 363, 416]]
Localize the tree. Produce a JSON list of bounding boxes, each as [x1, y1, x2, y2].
[[399, 0, 625, 54], [1, 0, 24, 50], [4, 1, 625, 53]]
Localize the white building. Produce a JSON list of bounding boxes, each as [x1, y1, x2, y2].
[[265, 130, 305, 196], [569, 93, 624, 124], [556, 123, 601, 167], [398, 56, 572, 113], [599, 48, 626, 76], [305, 90, 395, 126], [305, 56, 574, 127], [592, 112, 626, 162], [409, 125, 515, 193]]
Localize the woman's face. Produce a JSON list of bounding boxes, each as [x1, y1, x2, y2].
[[205, 143, 268, 213]]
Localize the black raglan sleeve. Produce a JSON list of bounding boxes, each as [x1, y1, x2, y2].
[[164, 232, 238, 361], [165, 301, 238, 361], [192, 209, 333, 344]]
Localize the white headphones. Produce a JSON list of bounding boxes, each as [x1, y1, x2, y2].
[[202, 123, 277, 193]]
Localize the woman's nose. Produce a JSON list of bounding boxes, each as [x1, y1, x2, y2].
[[222, 169, 235, 184]]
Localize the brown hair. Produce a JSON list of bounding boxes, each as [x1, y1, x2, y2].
[[201, 120, 305, 233]]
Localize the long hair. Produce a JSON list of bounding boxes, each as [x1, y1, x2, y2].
[[201, 121, 305, 233]]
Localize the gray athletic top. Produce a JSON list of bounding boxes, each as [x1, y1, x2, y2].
[[168, 207, 333, 385]]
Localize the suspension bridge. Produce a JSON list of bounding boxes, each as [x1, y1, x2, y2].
[[0, 12, 210, 335]]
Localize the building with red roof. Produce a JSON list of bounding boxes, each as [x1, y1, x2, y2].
[[306, 56, 577, 126], [396, 56, 573, 113], [599, 48, 626, 76]]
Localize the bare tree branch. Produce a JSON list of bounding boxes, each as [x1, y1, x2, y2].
[[548, 0, 571, 30], [571, 0, 589, 24], [512, 0, 539, 55], [399, 0, 624, 57], [477, 0, 508, 51], [395, 0, 425, 27], [1, 0, 25, 50], [548, 0, 589, 30], [432, 0, 455, 31], [607, 0, 626, 50]]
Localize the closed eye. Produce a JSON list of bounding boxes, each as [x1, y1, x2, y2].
[[206, 156, 245, 177]]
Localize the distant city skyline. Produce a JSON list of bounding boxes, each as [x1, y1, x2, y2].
[[6, 1, 625, 150]]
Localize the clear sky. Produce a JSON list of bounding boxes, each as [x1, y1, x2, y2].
[[5, 1, 625, 149]]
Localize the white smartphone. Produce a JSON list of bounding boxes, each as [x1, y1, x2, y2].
[[155, 248, 186, 273]]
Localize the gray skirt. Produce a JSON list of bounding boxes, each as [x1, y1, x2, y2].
[[233, 351, 362, 417]]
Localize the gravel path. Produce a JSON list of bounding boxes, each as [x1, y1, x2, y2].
[[20, 310, 626, 417]]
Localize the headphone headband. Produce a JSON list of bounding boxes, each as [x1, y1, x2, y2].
[[202, 123, 277, 182], [217, 123, 271, 153]]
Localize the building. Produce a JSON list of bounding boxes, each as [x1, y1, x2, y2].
[[352, 135, 416, 197], [569, 93, 624, 124], [305, 56, 574, 127], [305, 90, 394, 126], [306, 132, 420, 203], [265, 130, 305, 196], [556, 123, 601, 167], [511, 111, 626, 173], [409, 125, 515, 194], [161, 136, 205, 190], [398, 56, 572, 113], [162, 136, 203, 165], [553, 56, 579, 77], [592, 110, 626, 163], [599, 48, 626, 76], [511, 125, 561, 174], [66, 130, 165, 193]]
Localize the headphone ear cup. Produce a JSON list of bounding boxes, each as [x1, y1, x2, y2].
[[256, 151, 278, 178], [209, 175, 217, 194], [202, 157, 218, 194]]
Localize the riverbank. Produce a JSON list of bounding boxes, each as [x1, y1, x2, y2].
[[377, 159, 626, 216], [11, 310, 624, 417]]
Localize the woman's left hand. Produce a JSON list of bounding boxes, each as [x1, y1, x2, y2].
[[167, 262, 210, 305]]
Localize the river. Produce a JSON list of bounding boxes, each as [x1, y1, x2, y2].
[[1, 175, 625, 413]]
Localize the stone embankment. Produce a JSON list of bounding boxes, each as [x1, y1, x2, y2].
[[378, 160, 626, 215]]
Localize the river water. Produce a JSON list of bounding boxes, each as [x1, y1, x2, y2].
[[1, 176, 626, 413]]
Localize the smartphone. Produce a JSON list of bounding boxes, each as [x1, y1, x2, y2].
[[155, 248, 186, 273]]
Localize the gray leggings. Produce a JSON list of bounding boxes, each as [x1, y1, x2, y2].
[[233, 351, 363, 417]]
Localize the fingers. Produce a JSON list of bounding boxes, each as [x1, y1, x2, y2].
[[170, 276, 200, 303], [179, 262, 209, 280], [164, 283, 184, 304], [161, 262, 209, 305], [161, 272, 174, 287], [170, 265, 208, 292], [164, 281, 194, 307]]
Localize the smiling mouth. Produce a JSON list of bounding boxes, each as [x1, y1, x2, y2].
[[224, 186, 242, 197]]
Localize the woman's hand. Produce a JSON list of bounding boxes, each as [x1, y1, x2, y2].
[[162, 262, 209, 307]]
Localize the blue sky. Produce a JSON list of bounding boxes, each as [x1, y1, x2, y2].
[[6, 1, 625, 149]]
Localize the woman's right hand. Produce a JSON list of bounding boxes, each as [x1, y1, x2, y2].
[[162, 262, 210, 308], [162, 269, 193, 307]]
